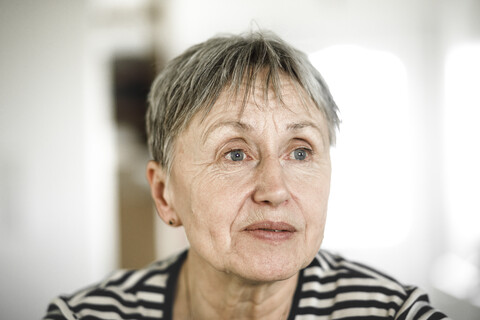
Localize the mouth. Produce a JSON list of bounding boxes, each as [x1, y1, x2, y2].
[[243, 221, 296, 241], [244, 221, 296, 232]]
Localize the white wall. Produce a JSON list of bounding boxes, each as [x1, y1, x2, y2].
[[0, 1, 117, 319]]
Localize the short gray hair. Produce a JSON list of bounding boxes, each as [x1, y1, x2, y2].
[[147, 31, 339, 173]]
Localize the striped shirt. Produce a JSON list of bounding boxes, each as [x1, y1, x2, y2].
[[43, 250, 449, 319]]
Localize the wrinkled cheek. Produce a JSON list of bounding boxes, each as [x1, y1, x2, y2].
[[187, 178, 237, 249], [308, 206, 327, 241], [304, 182, 330, 252]]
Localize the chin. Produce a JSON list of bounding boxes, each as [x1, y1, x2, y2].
[[230, 253, 303, 283]]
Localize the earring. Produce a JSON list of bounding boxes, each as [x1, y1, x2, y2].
[[168, 219, 175, 226]]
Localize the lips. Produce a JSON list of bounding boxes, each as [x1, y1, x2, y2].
[[243, 221, 296, 241], [244, 221, 296, 232]]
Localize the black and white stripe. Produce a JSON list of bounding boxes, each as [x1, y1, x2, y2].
[[44, 252, 185, 320], [43, 250, 449, 320], [290, 250, 448, 319]]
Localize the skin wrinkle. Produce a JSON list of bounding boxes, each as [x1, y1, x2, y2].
[[200, 97, 327, 165], [206, 125, 324, 168], [199, 74, 298, 144], [201, 121, 254, 147]]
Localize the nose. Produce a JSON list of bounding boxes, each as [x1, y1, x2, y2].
[[252, 156, 290, 207]]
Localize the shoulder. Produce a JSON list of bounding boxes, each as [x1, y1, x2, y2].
[[43, 250, 187, 320], [291, 250, 449, 319]]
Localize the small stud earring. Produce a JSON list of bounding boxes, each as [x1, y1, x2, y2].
[[168, 219, 174, 225]]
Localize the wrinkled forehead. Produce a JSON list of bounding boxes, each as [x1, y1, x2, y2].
[[200, 71, 320, 123]]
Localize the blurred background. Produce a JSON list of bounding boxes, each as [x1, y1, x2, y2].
[[1, 0, 479, 319]]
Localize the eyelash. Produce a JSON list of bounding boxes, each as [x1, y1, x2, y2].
[[222, 146, 314, 162], [288, 147, 313, 161], [224, 149, 249, 162]]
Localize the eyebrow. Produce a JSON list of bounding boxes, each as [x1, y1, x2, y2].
[[286, 121, 323, 134], [201, 121, 254, 145], [201, 120, 325, 145], [288, 121, 328, 146]]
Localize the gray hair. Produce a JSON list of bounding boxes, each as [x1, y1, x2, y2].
[[147, 30, 339, 173]]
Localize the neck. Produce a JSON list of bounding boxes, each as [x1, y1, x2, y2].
[[173, 250, 298, 320]]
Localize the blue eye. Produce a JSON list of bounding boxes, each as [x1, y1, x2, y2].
[[227, 149, 245, 161], [291, 148, 308, 161]]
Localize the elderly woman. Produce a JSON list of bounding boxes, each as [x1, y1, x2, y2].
[[44, 31, 448, 319]]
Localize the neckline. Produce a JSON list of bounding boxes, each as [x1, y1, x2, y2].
[[163, 249, 305, 320]]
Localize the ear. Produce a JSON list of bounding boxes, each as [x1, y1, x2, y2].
[[146, 161, 182, 227]]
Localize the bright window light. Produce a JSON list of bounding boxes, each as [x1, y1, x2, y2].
[[310, 45, 411, 249], [443, 44, 480, 257]]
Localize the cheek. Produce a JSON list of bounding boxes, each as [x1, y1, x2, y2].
[[288, 163, 331, 206], [187, 169, 252, 240], [287, 166, 331, 244], [301, 181, 329, 234]]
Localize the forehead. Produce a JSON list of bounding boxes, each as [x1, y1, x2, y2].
[[202, 74, 323, 125]]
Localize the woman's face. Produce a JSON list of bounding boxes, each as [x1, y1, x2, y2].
[[166, 77, 331, 282]]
